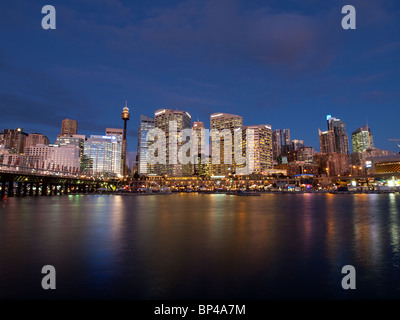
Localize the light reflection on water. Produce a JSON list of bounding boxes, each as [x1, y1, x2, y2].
[[1, 193, 400, 299]]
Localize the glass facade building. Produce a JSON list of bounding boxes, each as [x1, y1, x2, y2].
[[84, 135, 122, 177], [352, 126, 374, 153], [137, 115, 155, 175]]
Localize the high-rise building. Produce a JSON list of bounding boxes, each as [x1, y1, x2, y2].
[[352, 126, 374, 153], [210, 112, 243, 176], [61, 119, 78, 136], [319, 129, 336, 153], [153, 108, 192, 176], [272, 129, 291, 159], [137, 115, 155, 176], [83, 135, 122, 177], [326, 115, 349, 155], [283, 129, 291, 154], [240, 125, 273, 174], [272, 129, 282, 160], [192, 120, 209, 176], [0, 128, 28, 154]]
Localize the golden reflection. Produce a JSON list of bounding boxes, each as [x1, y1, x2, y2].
[[110, 196, 124, 241], [389, 194, 399, 253], [302, 194, 313, 258], [325, 193, 337, 265], [352, 195, 372, 266]]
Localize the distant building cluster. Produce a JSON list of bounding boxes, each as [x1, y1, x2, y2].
[[0, 118, 126, 178], [0, 109, 397, 179]]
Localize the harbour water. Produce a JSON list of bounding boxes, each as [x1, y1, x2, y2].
[[1, 193, 400, 300]]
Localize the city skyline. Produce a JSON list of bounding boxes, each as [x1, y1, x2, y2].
[[0, 109, 396, 156], [0, 0, 399, 155]]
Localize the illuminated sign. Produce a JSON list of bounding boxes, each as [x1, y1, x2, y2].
[[365, 160, 372, 168], [211, 113, 223, 118]]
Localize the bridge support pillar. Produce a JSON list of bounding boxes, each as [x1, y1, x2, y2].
[[35, 183, 40, 196], [16, 182, 22, 196], [8, 181, 14, 197], [29, 183, 34, 196], [23, 182, 28, 196], [41, 183, 48, 196]]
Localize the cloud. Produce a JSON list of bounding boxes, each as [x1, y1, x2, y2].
[[0, 61, 95, 130], [52, 0, 343, 75]]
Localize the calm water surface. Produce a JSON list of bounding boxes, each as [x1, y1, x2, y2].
[[1, 193, 400, 299]]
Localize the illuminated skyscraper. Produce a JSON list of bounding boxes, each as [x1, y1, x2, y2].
[[154, 108, 192, 176], [283, 129, 291, 154], [272, 128, 291, 159], [210, 112, 243, 176], [192, 120, 209, 176], [137, 115, 155, 175], [352, 126, 374, 153], [319, 129, 336, 153], [272, 129, 282, 160], [326, 115, 349, 155], [83, 135, 122, 177], [240, 125, 273, 174]]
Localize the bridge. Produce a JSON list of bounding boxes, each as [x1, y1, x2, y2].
[[0, 165, 118, 197]]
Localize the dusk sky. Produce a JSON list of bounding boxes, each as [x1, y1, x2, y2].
[[1, 0, 399, 155]]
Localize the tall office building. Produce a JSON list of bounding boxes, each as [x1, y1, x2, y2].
[[24, 133, 50, 150], [240, 125, 273, 174], [326, 115, 349, 155], [192, 120, 209, 176], [272, 129, 282, 160], [319, 129, 336, 153], [137, 115, 155, 175], [0, 128, 28, 154], [283, 129, 291, 154], [272, 128, 291, 159], [61, 119, 78, 136], [83, 135, 122, 177], [352, 126, 374, 153], [210, 112, 243, 176], [153, 109, 192, 176]]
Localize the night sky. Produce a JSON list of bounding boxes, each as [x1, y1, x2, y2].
[[1, 0, 399, 155]]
